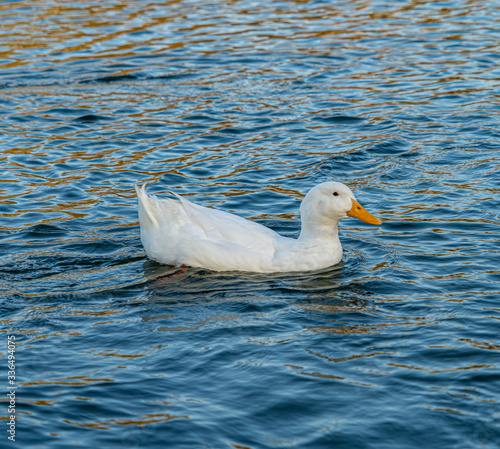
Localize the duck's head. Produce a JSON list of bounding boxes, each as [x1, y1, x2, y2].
[[300, 181, 381, 227]]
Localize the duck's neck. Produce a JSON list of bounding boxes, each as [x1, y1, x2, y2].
[[298, 220, 340, 243]]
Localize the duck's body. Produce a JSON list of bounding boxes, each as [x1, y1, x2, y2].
[[136, 181, 381, 273]]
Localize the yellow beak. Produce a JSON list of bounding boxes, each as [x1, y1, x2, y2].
[[347, 199, 382, 225]]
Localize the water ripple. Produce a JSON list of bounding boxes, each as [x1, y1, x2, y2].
[[1, 1, 500, 448]]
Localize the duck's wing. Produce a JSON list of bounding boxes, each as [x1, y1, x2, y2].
[[136, 185, 283, 271], [174, 196, 283, 271], [173, 193, 279, 248]]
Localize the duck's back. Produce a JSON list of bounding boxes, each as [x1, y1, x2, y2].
[[136, 185, 280, 271]]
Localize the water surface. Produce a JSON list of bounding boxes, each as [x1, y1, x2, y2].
[[1, 1, 500, 448]]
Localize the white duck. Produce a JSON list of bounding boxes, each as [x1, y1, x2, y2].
[[135, 181, 381, 273]]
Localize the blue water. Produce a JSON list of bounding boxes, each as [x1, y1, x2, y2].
[[1, 1, 500, 448]]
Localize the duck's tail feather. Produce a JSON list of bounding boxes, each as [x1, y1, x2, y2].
[[135, 184, 159, 227]]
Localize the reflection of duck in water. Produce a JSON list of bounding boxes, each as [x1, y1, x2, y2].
[[136, 181, 381, 273]]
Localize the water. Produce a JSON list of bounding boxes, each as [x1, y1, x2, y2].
[[1, 0, 500, 448]]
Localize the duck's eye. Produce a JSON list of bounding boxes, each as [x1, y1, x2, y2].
[[333, 192, 339, 196]]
